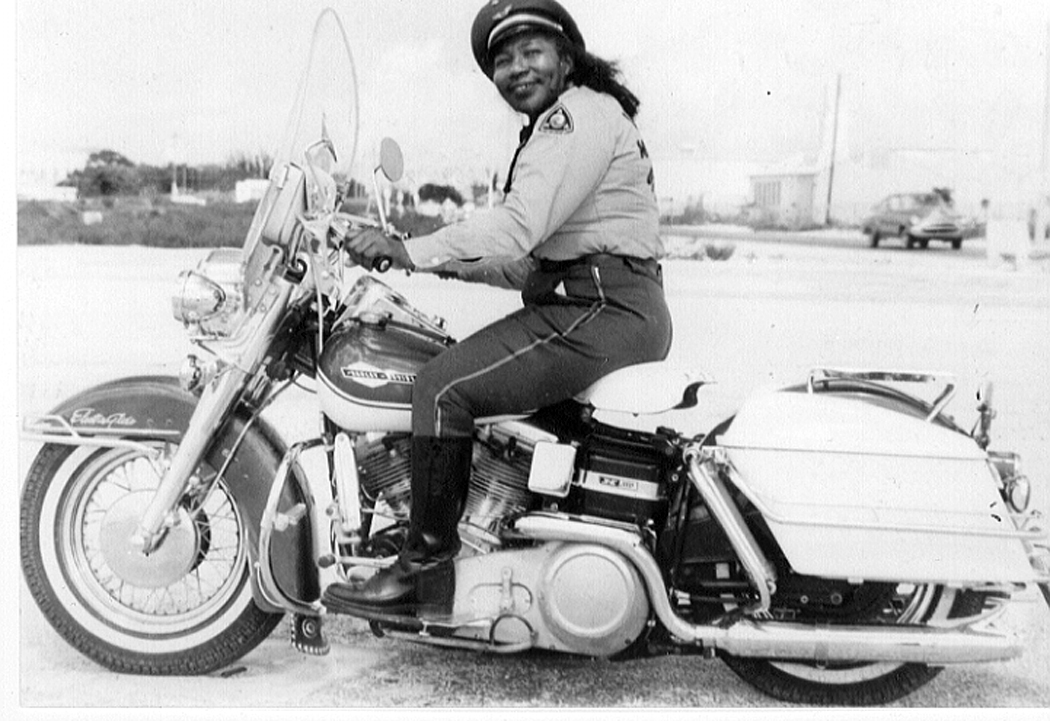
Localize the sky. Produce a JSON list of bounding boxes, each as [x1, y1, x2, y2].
[[13, 0, 1050, 196]]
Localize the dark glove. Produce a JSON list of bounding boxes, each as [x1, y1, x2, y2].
[[343, 227, 415, 271]]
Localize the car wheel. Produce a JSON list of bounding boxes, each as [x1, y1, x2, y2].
[[868, 231, 880, 248], [904, 234, 916, 250], [951, 239, 962, 250], [918, 239, 929, 249]]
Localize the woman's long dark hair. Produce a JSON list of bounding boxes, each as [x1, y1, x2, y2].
[[556, 37, 640, 119]]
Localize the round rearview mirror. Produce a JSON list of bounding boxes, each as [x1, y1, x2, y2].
[[378, 138, 404, 182], [978, 380, 994, 407]]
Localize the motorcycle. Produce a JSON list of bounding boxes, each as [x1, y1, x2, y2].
[[19, 9, 1050, 706]]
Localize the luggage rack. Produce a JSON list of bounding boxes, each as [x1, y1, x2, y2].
[[806, 367, 959, 424]]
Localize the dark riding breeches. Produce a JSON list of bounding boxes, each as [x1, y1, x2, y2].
[[412, 254, 674, 439]]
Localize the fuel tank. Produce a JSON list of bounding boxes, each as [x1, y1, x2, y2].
[[317, 318, 449, 432]]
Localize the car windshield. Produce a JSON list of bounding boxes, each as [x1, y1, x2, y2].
[[902, 194, 938, 211]]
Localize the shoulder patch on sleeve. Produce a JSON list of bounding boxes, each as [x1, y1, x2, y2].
[[538, 105, 574, 134]]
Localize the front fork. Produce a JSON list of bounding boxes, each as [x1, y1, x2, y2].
[[130, 279, 295, 555], [129, 368, 251, 554]]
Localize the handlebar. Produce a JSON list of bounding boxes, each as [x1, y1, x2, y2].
[[328, 212, 398, 273]]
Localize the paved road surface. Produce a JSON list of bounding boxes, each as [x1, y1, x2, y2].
[[13, 238, 1050, 711]]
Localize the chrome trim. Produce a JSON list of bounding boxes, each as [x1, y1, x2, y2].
[[257, 439, 326, 615], [131, 278, 297, 554], [510, 512, 723, 645], [22, 414, 180, 450], [716, 616, 1022, 664], [510, 513, 1022, 664], [807, 367, 960, 425], [808, 367, 954, 389], [720, 459, 1047, 543], [383, 627, 535, 654], [333, 432, 363, 537], [683, 445, 777, 613], [129, 366, 251, 554]]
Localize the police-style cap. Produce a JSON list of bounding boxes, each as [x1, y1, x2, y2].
[[471, 0, 585, 77]]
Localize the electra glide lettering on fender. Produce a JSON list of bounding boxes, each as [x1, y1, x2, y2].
[[19, 10, 1050, 706]]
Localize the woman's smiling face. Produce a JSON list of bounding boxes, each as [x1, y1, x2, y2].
[[491, 33, 573, 121]]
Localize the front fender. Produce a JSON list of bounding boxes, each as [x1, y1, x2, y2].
[[30, 375, 319, 612]]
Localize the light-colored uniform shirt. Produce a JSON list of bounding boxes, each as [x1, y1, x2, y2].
[[405, 85, 663, 287]]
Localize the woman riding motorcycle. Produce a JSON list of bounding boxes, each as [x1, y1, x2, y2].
[[333, 0, 673, 614]]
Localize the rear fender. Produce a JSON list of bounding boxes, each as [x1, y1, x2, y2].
[[27, 375, 319, 611]]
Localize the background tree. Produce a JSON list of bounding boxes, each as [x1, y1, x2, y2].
[[61, 149, 141, 197], [418, 183, 464, 206]]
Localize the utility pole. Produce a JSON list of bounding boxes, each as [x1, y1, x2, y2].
[[824, 74, 842, 226], [1042, 21, 1050, 175]]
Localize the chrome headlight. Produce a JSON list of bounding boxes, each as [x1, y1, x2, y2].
[[1006, 475, 1032, 514], [990, 451, 1032, 513], [172, 249, 246, 338]]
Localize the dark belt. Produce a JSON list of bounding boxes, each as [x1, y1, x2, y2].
[[535, 253, 660, 277]]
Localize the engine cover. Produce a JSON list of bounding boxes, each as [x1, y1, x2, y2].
[[449, 541, 649, 657]]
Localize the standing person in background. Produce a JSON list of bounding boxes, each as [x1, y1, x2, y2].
[[329, 0, 672, 615]]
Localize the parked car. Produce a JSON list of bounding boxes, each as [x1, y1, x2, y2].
[[861, 192, 974, 250]]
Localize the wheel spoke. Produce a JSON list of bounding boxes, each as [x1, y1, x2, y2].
[[56, 443, 248, 628]]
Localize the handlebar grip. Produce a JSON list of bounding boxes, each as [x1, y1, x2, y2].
[[371, 256, 392, 273]]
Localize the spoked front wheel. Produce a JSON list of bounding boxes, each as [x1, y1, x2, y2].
[[20, 441, 282, 675], [720, 584, 997, 706]]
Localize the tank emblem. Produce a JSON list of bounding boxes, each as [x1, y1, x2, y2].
[[340, 362, 416, 389]]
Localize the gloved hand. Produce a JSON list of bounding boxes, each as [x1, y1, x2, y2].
[[343, 227, 415, 271]]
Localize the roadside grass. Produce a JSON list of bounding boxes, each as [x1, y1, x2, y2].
[[17, 200, 257, 248], [17, 199, 449, 249], [16, 200, 736, 260]]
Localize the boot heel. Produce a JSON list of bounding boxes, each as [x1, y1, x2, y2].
[[415, 561, 455, 617]]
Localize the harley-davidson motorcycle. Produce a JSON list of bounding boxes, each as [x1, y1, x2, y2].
[[20, 9, 1050, 706]]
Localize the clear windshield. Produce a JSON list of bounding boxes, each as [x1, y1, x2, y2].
[[242, 8, 359, 266], [273, 9, 359, 189]]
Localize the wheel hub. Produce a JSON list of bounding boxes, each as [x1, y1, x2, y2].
[[98, 491, 198, 589]]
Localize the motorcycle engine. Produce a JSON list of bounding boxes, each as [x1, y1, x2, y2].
[[355, 421, 540, 550], [354, 419, 659, 655]]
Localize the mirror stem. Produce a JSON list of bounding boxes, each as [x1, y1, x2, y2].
[[372, 168, 390, 233]]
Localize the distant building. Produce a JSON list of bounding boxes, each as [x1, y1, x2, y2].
[[235, 179, 271, 204], [748, 166, 820, 228]]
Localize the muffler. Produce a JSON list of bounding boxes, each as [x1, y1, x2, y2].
[[511, 513, 1023, 665], [715, 617, 1021, 665]]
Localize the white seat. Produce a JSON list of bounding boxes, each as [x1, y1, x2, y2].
[[574, 362, 709, 415]]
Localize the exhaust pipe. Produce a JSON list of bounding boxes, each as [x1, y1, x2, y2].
[[717, 617, 1021, 665], [511, 513, 1023, 665]]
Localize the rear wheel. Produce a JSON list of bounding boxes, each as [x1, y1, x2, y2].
[[868, 230, 880, 248], [21, 440, 283, 674], [720, 585, 997, 705], [951, 239, 962, 250]]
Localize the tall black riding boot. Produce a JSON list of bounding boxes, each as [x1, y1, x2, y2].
[[324, 436, 472, 615]]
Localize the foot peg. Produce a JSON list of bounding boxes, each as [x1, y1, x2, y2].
[[290, 614, 330, 656]]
